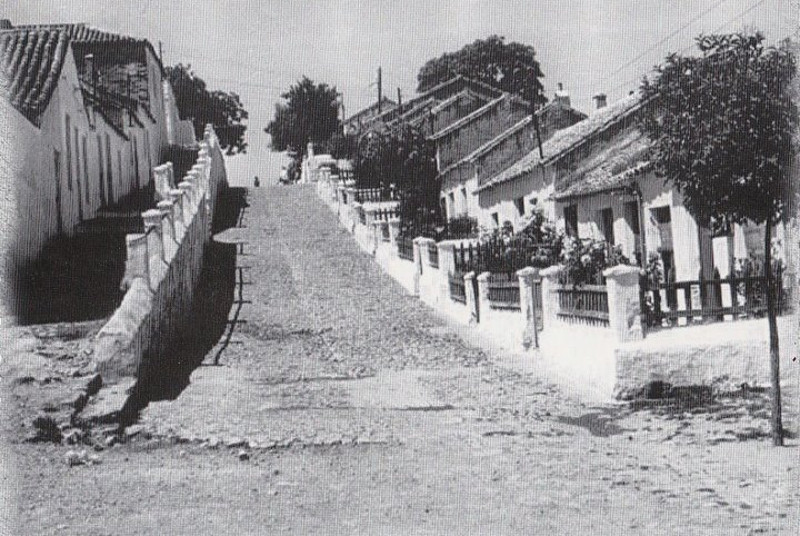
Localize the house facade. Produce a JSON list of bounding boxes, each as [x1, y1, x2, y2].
[[476, 91, 775, 283], [439, 87, 586, 226], [0, 21, 185, 275]]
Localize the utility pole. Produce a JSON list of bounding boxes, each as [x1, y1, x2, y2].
[[397, 87, 402, 114], [377, 67, 383, 113], [158, 41, 163, 63]]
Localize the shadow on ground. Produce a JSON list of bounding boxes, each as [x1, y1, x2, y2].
[[132, 186, 249, 406]]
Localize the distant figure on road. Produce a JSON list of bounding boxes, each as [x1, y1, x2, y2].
[[253, 176, 260, 188]]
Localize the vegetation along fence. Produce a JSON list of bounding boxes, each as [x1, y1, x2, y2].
[[555, 284, 610, 326], [397, 235, 415, 261], [454, 241, 555, 274], [640, 274, 794, 328]]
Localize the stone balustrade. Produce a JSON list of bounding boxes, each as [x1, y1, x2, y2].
[[93, 125, 227, 383]]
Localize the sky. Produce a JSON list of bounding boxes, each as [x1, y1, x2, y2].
[[2, 0, 794, 185]]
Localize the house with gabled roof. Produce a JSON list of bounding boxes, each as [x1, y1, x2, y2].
[[475, 91, 774, 285], [439, 85, 586, 223], [342, 97, 397, 136], [0, 20, 184, 274]]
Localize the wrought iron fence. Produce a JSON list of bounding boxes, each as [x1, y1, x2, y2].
[[454, 241, 556, 274]]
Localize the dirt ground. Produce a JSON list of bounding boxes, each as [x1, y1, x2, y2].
[[1, 185, 798, 535]]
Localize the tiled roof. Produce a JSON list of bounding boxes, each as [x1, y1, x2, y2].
[[551, 129, 652, 200], [476, 92, 644, 193], [0, 28, 70, 125], [346, 97, 397, 124], [1, 23, 160, 126], [429, 94, 511, 140]]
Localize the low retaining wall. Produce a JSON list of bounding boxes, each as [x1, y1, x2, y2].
[[93, 125, 227, 384]]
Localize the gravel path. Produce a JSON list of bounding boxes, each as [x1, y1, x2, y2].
[[2, 184, 798, 535]]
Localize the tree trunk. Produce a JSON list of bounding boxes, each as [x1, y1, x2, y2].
[[764, 221, 783, 446]]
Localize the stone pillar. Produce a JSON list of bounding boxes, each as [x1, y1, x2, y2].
[[168, 189, 186, 241], [157, 200, 178, 261], [464, 271, 478, 324], [476, 272, 492, 324], [178, 182, 195, 222], [388, 220, 401, 245], [517, 267, 540, 350], [153, 163, 174, 202], [438, 242, 455, 302], [412, 237, 427, 296], [142, 209, 167, 290], [540, 265, 564, 330], [122, 233, 149, 291], [603, 265, 645, 342]]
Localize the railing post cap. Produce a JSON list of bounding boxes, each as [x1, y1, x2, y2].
[[414, 237, 435, 245], [602, 264, 643, 279], [125, 233, 146, 246], [516, 266, 539, 277], [142, 209, 162, 226], [156, 200, 173, 213], [540, 264, 564, 278], [463, 271, 476, 280], [476, 271, 492, 282]]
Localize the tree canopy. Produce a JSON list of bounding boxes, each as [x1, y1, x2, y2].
[[640, 32, 797, 230], [354, 122, 441, 233], [265, 76, 341, 159], [640, 31, 797, 446], [165, 64, 248, 155], [417, 35, 546, 106]]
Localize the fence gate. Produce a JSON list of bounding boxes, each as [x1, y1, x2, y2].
[[472, 274, 480, 323]]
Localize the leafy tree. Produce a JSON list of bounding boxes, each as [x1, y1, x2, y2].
[[354, 123, 441, 234], [165, 64, 248, 155], [417, 35, 546, 106], [265, 77, 341, 163], [640, 32, 797, 445]]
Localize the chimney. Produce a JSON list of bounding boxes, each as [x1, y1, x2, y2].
[[593, 93, 607, 110], [0, 19, 12, 30], [554, 82, 570, 108]]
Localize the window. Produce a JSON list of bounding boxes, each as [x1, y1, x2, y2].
[[563, 205, 578, 237], [529, 196, 538, 207], [514, 196, 525, 217], [491, 212, 499, 227], [461, 187, 467, 214], [600, 208, 615, 244], [65, 114, 72, 191], [440, 197, 447, 220], [624, 201, 641, 264], [651, 206, 673, 252], [117, 150, 123, 195]]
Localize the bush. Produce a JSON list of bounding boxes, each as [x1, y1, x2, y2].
[[560, 236, 631, 285]]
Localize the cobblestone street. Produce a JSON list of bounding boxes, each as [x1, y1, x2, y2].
[[3, 185, 798, 535]]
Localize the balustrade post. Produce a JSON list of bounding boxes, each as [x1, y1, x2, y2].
[[438, 242, 456, 302], [603, 265, 645, 342], [476, 272, 493, 325], [539, 265, 564, 330], [517, 267, 540, 349], [464, 271, 478, 324]]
